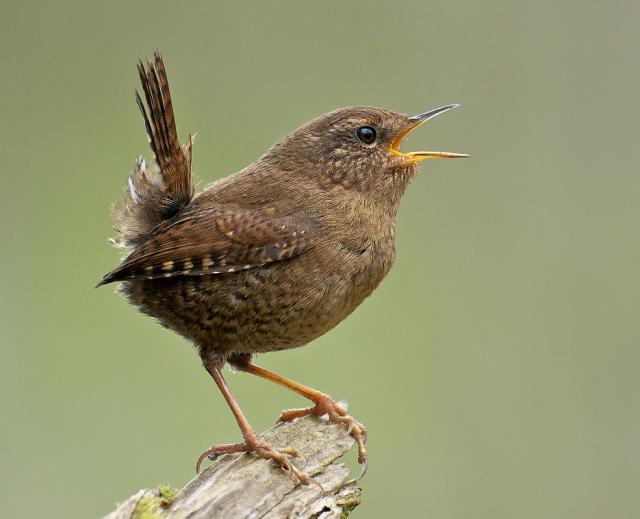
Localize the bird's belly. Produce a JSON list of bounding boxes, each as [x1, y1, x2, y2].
[[122, 250, 391, 356]]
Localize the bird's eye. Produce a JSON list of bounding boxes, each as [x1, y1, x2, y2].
[[356, 126, 377, 145]]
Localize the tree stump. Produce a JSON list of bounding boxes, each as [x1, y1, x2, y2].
[[103, 415, 362, 518]]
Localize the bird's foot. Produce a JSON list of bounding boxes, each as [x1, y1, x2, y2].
[[278, 394, 368, 468], [196, 435, 308, 484]]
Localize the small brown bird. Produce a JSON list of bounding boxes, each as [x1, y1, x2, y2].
[[99, 52, 467, 484]]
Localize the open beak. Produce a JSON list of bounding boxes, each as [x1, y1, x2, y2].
[[390, 104, 469, 164]]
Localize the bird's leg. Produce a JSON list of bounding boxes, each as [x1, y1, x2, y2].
[[230, 355, 367, 466], [197, 354, 308, 484]]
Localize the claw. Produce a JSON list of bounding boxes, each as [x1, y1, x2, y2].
[[353, 430, 367, 465], [195, 449, 209, 475], [278, 455, 308, 484], [196, 438, 309, 484], [307, 475, 326, 495], [279, 453, 294, 473], [277, 394, 369, 474], [195, 442, 246, 474], [356, 458, 369, 482]]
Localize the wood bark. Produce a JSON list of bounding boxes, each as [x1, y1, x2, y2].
[[103, 416, 362, 518]]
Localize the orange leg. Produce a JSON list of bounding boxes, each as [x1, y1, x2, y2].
[[230, 356, 368, 467], [198, 355, 308, 484]]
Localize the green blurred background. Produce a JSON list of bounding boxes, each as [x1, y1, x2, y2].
[[1, 1, 638, 517]]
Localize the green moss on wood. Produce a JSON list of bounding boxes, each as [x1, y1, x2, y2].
[[131, 486, 177, 519], [336, 484, 362, 518]]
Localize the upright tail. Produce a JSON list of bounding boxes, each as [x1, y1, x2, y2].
[[111, 51, 194, 251]]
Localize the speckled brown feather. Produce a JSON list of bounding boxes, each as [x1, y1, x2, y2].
[[98, 207, 314, 285], [101, 52, 431, 358]]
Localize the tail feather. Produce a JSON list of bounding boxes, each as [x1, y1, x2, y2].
[[112, 51, 194, 252], [136, 51, 193, 214]]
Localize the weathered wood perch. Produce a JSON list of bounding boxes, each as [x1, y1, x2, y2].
[[103, 416, 362, 518]]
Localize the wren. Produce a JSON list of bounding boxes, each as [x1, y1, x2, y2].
[[98, 51, 467, 484]]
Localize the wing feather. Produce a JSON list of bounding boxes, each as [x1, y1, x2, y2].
[[98, 208, 313, 285]]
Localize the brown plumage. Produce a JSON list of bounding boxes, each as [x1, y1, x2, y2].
[[99, 51, 467, 484]]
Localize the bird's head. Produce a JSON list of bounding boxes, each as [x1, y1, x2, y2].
[[264, 104, 467, 207]]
